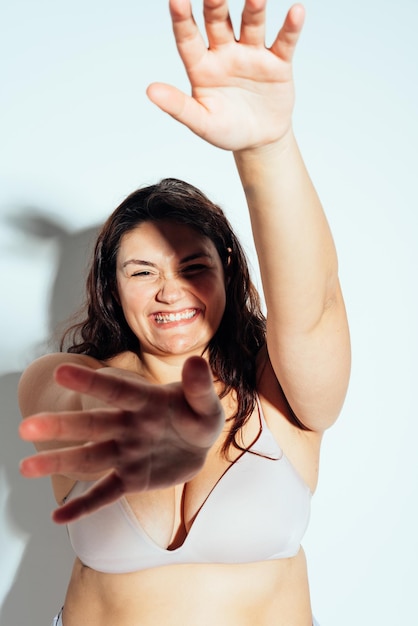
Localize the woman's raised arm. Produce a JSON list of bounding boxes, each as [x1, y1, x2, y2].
[[147, 0, 351, 430]]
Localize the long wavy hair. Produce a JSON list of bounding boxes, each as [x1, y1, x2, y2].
[[61, 178, 266, 453]]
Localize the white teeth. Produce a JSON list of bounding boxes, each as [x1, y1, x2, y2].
[[154, 309, 197, 324]]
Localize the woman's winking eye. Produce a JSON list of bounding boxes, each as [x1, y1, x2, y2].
[[130, 263, 210, 280]]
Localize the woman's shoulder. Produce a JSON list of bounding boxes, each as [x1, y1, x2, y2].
[[18, 352, 104, 416], [21, 351, 105, 378]]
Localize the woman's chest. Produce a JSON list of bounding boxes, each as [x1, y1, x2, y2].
[[125, 400, 261, 547]]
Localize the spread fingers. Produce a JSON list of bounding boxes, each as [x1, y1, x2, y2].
[[169, 0, 208, 63], [239, 0, 266, 46], [54, 364, 152, 411], [270, 3, 305, 62], [202, 0, 235, 47], [19, 409, 138, 443], [19, 440, 122, 478], [52, 472, 138, 523]]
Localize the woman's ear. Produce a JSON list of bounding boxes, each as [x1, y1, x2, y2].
[[225, 247, 232, 267], [224, 247, 232, 285]]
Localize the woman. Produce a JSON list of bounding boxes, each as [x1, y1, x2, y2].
[[18, 1, 351, 625]]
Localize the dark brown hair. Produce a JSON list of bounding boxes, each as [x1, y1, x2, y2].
[[61, 178, 266, 453]]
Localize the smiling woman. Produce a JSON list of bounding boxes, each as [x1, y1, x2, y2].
[[61, 178, 263, 400], [17, 2, 350, 626]]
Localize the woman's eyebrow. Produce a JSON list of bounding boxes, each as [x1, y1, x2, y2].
[[180, 252, 213, 263], [122, 252, 213, 269], [122, 259, 157, 269]]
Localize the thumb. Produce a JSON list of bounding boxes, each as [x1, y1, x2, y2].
[[146, 82, 207, 136], [181, 356, 224, 446]]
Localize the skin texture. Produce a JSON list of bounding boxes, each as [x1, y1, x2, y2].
[[18, 2, 350, 625]]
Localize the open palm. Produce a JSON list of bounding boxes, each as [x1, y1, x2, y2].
[[19, 357, 224, 523], [147, 0, 305, 151]]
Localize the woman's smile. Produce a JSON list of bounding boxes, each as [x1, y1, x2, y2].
[[151, 308, 201, 326]]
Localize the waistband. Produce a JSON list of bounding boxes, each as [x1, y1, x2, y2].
[[51, 607, 63, 626]]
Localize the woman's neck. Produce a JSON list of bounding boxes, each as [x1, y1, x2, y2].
[[108, 349, 208, 385]]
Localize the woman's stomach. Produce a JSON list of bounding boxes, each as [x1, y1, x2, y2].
[[62, 549, 313, 626]]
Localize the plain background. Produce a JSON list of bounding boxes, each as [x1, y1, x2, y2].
[[1, 1, 417, 624]]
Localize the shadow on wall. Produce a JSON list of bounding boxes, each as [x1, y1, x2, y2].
[[0, 213, 99, 626]]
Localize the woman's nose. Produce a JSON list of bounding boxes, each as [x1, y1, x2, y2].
[[155, 275, 185, 304]]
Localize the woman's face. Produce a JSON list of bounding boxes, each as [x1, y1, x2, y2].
[[116, 220, 227, 359]]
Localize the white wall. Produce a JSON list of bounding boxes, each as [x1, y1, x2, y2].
[[1, 1, 417, 624]]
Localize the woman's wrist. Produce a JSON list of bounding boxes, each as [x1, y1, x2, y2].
[[233, 126, 296, 166]]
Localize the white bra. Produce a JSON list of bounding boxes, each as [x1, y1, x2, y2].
[[65, 398, 312, 573]]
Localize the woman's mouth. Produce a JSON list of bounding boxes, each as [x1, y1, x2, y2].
[[152, 308, 199, 324]]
